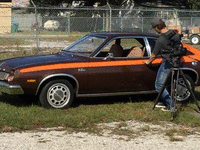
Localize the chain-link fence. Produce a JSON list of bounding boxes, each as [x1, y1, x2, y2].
[[1, 6, 200, 54]]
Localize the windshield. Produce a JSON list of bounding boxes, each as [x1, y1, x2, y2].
[[63, 35, 106, 55]]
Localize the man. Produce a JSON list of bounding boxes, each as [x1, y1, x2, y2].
[[144, 18, 180, 111]]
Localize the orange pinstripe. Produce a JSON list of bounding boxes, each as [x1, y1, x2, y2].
[[19, 59, 153, 73], [19, 43, 199, 73]]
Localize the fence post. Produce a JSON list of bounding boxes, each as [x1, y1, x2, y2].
[[110, 8, 112, 32], [120, 15, 122, 32], [67, 12, 70, 35], [30, 0, 39, 52], [142, 16, 144, 33], [174, 9, 178, 29], [105, 9, 109, 31], [107, 3, 112, 32], [103, 13, 105, 31]]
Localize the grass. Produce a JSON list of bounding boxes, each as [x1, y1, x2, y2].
[[0, 50, 36, 60], [0, 31, 86, 53], [118, 122, 128, 128], [0, 37, 26, 47], [140, 125, 151, 131], [4, 30, 88, 36], [39, 35, 82, 43], [165, 127, 196, 142], [0, 94, 200, 133]]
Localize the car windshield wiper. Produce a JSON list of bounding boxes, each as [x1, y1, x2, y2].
[[59, 50, 80, 55], [59, 50, 73, 53]]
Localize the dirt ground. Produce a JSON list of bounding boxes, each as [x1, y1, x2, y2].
[[0, 120, 200, 150]]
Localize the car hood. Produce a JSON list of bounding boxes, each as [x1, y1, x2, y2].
[[0, 52, 87, 72]]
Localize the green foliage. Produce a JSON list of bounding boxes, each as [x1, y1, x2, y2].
[[188, 0, 200, 9], [30, 0, 200, 10], [31, 0, 66, 7], [31, 0, 127, 7]]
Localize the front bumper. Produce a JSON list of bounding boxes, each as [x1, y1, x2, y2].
[[0, 81, 24, 95]]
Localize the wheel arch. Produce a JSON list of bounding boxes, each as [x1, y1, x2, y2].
[[190, 34, 199, 37], [182, 68, 199, 85], [36, 74, 79, 96]]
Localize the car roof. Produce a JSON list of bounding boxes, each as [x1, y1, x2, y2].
[[87, 32, 159, 38]]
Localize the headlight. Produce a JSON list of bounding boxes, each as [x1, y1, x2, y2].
[[192, 61, 197, 66], [0, 72, 9, 80], [7, 75, 14, 82], [0, 71, 15, 82]]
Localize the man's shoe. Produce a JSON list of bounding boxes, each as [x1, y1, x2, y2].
[[155, 102, 165, 108], [161, 106, 170, 112]]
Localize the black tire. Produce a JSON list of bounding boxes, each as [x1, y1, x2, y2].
[[176, 74, 194, 101], [190, 34, 200, 45], [39, 80, 74, 109]]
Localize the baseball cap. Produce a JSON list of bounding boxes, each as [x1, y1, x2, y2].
[[151, 18, 163, 28]]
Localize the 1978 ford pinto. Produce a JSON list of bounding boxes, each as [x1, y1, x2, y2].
[[0, 32, 200, 109]]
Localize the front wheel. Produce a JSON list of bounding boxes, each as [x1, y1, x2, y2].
[[39, 80, 74, 109], [176, 75, 194, 101], [190, 34, 200, 45]]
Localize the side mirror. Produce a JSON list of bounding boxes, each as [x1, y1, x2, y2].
[[104, 53, 114, 60]]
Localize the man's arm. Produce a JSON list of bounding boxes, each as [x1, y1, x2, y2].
[[144, 37, 163, 65], [144, 53, 156, 65]]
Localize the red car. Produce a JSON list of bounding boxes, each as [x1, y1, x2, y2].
[[0, 32, 199, 109]]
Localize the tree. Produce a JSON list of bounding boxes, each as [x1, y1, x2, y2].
[[187, 0, 200, 9], [31, 0, 200, 10], [31, 0, 71, 7], [31, 0, 132, 7]]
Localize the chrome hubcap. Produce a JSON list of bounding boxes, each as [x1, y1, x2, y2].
[[191, 37, 199, 44], [176, 78, 191, 101], [47, 83, 70, 108]]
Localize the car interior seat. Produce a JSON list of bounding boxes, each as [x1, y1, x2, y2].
[[109, 39, 123, 57], [127, 46, 144, 57]]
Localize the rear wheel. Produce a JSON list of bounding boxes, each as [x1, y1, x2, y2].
[[176, 75, 194, 101], [190, 34, 200, 45], [39, 80, 74, 109]]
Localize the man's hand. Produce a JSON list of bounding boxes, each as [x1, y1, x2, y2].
[[144, 53, 156, 65], [144, 60, 151, 65]]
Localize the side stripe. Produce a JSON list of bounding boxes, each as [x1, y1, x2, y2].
[[19, 58, 162, 73], [19, 47, 197, 74]]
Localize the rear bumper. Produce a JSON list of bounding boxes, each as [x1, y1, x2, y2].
[[0, 81, 24, 95]]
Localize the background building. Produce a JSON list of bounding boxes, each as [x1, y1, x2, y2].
[[0, 0, 12, 34], [12, 0, 29, 7]]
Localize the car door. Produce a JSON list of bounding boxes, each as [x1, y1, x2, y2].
[[87, 37, 160, 94]]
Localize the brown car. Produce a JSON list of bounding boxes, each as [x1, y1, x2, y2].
[[0, 32, 200, 109]]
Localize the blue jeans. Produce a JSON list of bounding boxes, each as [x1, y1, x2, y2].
[[155, 61, 172, 107]]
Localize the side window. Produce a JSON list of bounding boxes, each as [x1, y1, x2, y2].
[[121, 38, 143, 49], [96, 37, 148, 58], [101, 40, 115, 53], [96, 39, 116, 57], [121, 38, 147, 57]]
